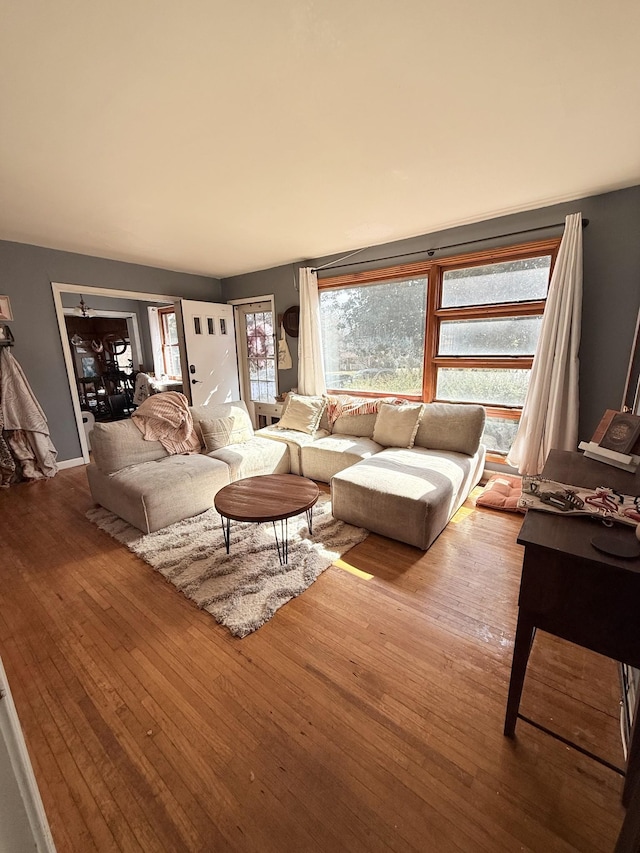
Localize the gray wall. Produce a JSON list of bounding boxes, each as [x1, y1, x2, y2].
[[222, 185, 640, 443], [222, 265, 301, 392], [0, 240, 221, 461]]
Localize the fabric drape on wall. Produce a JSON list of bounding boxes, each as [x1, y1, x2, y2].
[[506, 212, 583, 475], [297, 267, 327, 396], [0, 347, 58, 484]]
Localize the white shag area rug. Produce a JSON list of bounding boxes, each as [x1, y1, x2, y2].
[[86, 494, 368, 638]]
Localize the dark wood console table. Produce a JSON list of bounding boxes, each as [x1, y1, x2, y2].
[[504, 449, 640, 805]]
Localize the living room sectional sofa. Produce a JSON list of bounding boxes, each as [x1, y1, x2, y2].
[[87, 394, 485, 549]]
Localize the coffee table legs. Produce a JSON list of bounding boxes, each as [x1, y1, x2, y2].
[[220, 505, 314, 566], [272, 518, 288, 565], [221, 515, 231, 554]]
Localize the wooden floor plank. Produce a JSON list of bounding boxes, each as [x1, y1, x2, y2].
[[0, 467, 627, 852]]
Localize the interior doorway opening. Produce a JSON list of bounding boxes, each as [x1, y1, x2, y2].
[[64, 313, 137, 423], [53, 283, 179, 463]]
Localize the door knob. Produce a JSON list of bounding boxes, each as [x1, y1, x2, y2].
[[191, 379, 202, 385]]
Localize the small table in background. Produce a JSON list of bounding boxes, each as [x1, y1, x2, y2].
[[214, 474, 319, 565]]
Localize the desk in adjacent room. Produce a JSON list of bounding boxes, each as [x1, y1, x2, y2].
[[504, 449, 640, 805]]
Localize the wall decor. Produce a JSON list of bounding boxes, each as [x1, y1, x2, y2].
[[0, 295, 13, 321]]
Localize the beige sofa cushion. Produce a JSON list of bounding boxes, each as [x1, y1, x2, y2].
[[372, 403, 423, 448], [332, 412, 378, 438], [301, 435, 383, 483], [206, 436, 289, 481], [255, 425, 330, 475], [415, 403, 485, 456], [90, 419, 168, 474]]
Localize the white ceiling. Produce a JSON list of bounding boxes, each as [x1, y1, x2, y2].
[[1, 1, 639, 279]]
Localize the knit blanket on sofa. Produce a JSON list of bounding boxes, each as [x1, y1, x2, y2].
[[132, 391, 201, 455]]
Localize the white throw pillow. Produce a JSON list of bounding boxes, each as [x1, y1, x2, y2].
[[372, 403, 423, 448], [200, 416, 238, 450], [276, 394, 326, 434]]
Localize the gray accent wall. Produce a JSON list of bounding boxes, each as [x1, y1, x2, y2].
[[0, 240, 221, 461], [222, 185, 640, 444]]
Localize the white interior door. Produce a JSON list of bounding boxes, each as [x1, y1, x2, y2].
[[176, 300, 240, 406]]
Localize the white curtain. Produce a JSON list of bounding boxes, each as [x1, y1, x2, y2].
[[297, 267, 327, 396], [506, 212, 583, 475]]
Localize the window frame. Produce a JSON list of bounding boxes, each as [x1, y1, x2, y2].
[[158, 306, 181, 380], [318, 237, 561, 459]]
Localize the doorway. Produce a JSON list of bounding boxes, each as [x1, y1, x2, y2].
[[64, 313, 138, 423], [234, 298, 278, 402], [53, 283, 178, 463]]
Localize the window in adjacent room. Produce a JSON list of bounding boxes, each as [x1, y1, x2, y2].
[[158, 306, 181, 379], [318, 239, 560, 458]]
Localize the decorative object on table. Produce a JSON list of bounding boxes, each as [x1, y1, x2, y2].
[[86, 493, 368, 637], [0, 295, 13, 321], [519, 475, 640, 527], [475, 474, 526, 513], [591, 530, 640, 559], [277, 322, 292, 369], [579, 409, 640, 473], [599, 412, 640, 454]]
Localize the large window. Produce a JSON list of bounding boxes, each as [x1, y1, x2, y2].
[[318, 239, 560, 457]]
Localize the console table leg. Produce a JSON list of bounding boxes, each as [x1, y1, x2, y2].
[[504, 611, 536, 737]]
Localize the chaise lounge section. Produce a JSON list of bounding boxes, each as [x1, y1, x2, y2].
[[258, 395, 486, 550]]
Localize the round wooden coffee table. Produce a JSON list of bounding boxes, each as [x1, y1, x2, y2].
[[214, 474, 320, 565]]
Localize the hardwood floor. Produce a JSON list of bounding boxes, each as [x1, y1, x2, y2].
[[0, 467, 626, 852]]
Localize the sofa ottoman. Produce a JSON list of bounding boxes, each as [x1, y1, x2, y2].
[[331, 446, 485, 550]]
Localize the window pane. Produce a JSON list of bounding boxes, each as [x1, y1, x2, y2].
[[320, 278, 427, 394], [245, 307, 276, 402], [442, 257, 551, 308], [481, 416, 520, 455], [436, 368, 530, 407], [439, 316, 542, 356]]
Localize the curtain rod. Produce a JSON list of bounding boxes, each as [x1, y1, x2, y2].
[[312, 218, 589, 274]]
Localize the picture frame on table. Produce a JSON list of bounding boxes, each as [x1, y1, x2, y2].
[[599, 412, 640, 455], [0, 295, 13, 321]]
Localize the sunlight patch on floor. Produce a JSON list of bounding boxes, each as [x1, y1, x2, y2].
[[333, 558, 374, 580], [449, 504, 475, 524]]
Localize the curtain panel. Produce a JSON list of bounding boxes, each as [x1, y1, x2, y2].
[[507, 212, 583, 475], [297, 268, 327, 397]]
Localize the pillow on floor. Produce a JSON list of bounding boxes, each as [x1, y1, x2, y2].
[[475, 474, 525, 513]]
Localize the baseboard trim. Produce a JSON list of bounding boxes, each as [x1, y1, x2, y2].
[[58, 457, 86, 470]]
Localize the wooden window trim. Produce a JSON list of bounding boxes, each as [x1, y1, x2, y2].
[[158, 306, 181, 380], [318, 237, 561, 453]]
